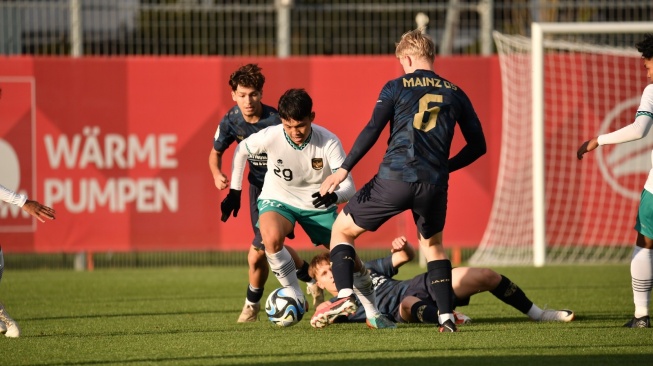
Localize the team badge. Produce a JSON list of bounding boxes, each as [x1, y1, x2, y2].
[[311, 158, 324, 170]]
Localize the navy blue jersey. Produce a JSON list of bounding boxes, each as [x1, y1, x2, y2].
[[347, 256, 410, 322], [342, 69, 485, 185], [213, 104, 280, 188]]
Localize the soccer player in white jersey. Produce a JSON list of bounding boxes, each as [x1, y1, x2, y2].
[[0, 183, 56, 337], [577, 33, 653, 328], [209, 64, 320, 323], [230, 89, 390, 327]]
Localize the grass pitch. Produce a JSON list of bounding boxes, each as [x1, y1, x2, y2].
[[0, 264, 652, 365]]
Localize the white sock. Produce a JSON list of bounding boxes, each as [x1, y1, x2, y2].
[[527, 304, 544, 320], [631, 246, 653, 318], [266, 247, 302, 299], [353, 265, 380, 318]]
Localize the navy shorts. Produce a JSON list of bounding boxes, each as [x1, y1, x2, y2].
[[343, 176, 448, 239]]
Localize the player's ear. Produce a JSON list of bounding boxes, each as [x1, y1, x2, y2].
[[231, 90, 237, 102], [309, 111, 315, 122]]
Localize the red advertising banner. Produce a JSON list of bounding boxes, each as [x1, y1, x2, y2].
[[0, 56, 502, 253]]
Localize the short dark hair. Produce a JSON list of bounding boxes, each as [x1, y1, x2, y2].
[[636, 34, 653, 60], [278, 88, 313, 121], [228, 64, 265, 91]]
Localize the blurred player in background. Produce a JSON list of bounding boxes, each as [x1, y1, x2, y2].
[[316, 29, 486, 332], [229, 88, 356, 323], [0, 183, 56, 337], [309, 236, 575, 327], [577, 34, 653, 329], [209, 65, 321, 323]]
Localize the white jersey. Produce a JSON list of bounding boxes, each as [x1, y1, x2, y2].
[[0, 184, 27, 207], [598, 84, 653, 193], [231, 124, 355, 211]]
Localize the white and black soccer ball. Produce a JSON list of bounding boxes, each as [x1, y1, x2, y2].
[[265, 287, 305, 327]]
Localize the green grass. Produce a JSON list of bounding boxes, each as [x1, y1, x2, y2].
[[1, 264, 652, 365]]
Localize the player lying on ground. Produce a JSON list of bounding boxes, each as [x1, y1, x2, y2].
[[309, 236, 575, 327]]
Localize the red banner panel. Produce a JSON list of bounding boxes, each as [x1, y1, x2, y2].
[[0, 56, 502, 253]]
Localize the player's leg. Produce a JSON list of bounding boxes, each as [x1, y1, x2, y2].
[[0, 246, 20, 337], [414, 184, 458, 332], [258, 201, 304, 303], [452, 267, 574, 322], [285, 244, 324, 307], [625, 192, 653, 328], [236, 186, 269, 322], [400, 296, 439, 324], [320, 178, 399, 328]]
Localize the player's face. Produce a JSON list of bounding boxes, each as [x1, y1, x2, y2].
[[313, 261, 338, 296], [644, 58, 653, 83], [282, 112, 314, 145], [231, 85, 263, 121]]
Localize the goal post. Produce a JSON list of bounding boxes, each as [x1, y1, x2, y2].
[[470, 22, 653, 267]]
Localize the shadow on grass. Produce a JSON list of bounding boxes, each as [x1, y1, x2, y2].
[[37, 354, 653, 366]]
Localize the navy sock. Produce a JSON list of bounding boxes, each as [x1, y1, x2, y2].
[[330, 245, 356, 296], [296, 261, 313, 282], [246, 284, 264, 304], [410, 301, 439, 324], [490, 275, 533, 314], [426, 259, 454, 314]]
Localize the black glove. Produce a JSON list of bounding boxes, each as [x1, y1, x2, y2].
[[312, 191, 338, 208], [577, 140, 590, 160], [220, 189, 241, 222]]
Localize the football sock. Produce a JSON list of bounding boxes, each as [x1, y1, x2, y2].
[[527, 304, 544, 320], [490, 275, 534, 315], [631, 246, 653, 318], [330, 244, 356, 298], [296, 261, 313, 283], [426, 259, 455, 324], [266, 247, 302, 298], [246, 284, 264, 304], [353, 264, 380, 318], [410, 301, 439, 324]]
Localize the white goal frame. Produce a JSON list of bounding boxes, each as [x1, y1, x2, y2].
[[531, 22, 653, 266]]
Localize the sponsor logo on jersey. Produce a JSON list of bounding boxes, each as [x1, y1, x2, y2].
[[596, 96, 653, 200], [312, 158, 324, 170]]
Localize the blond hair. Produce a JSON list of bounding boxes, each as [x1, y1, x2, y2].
[[395, 28, 435, 64]]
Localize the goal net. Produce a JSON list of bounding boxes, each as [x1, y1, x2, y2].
[[470, 22, 653, 266]]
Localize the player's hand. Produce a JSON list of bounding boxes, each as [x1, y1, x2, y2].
[[312, 191, 338, 208], [21, 200, 56, 222], [390, 236, 408, 253], [577, 138, 598, 160], [214, 173, 230, 190], [220, 189, 241, 222], [319, 168, 349, 195]]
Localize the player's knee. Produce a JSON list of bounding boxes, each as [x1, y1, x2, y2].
[[480, 268, 502, 288]]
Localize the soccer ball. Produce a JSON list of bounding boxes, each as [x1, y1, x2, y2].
[[265, 287, 306, 327]]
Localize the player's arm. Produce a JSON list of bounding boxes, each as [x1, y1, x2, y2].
[[448, 92, 487, 172], [312, 139, 356, 208], [0, 184, 55, 222], [579, 86, 653, 159], [209, 148, 229, 190], [320, 86, 394, 195], [210, 121, 235, 190], [390, 236, 416, 269], [577, 113, 653, 159]]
